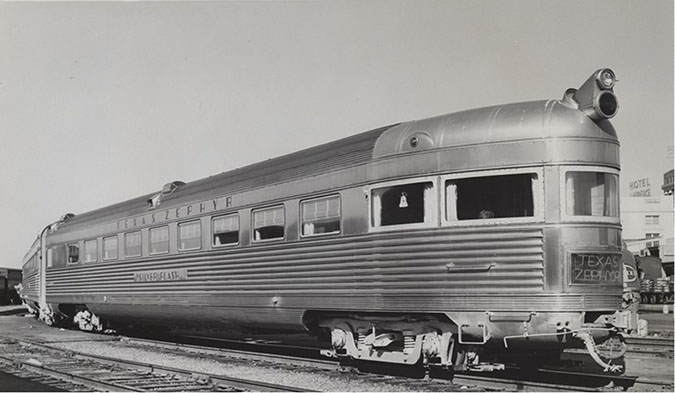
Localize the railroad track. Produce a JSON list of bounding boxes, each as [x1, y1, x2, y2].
[[0, 338, 308, 392], [2, 332, 672, 392], [124, 335, 674, 392], [624, 336, 674, 357]]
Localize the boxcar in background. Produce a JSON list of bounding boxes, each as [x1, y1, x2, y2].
[[0, 268, 22, 305]]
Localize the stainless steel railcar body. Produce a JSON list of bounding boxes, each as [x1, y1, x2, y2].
[[23, 69, 629, 371], [20, 238, 40, 313]]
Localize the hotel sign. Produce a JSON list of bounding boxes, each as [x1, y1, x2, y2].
[[629, 178, 651, 197]]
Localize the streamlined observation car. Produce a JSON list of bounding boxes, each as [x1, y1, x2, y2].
[[23, 69, 630, 372]]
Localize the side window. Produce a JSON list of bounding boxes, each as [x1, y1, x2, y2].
[[178, 221, 201, 251], [371, 181, 434, 227], [213, 214, 239, 247], [125, 231, 142, 258], [52, 245, 67, 267], [446, 173, 537, 221], [47, 248, 53, 268], [301, 195, 341, 236], [150, 226, 170, 254], [83, 239, 97, 263], [253, 206, 285, 241], [103, 236, 118, 260], [67, 243, 80, 264]]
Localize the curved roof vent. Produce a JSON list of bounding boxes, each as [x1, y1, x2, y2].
[[147, 181, 185, 209], [60, 213, 76, 222]]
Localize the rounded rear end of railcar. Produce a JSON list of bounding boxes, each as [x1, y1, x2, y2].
[[311, 69, 629, 373]]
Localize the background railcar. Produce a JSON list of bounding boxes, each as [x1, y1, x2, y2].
[[23, 69, 630, 372], [0, 267, 22, 305]]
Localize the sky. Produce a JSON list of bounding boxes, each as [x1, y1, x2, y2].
[[1, 0, 673, 270]]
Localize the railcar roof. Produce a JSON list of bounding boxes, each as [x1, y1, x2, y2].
[[58, 124, 394, 227], [373, 99, 617, 158], [56, 99, 616, 229]]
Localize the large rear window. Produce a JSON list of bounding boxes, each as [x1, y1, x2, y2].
[[565, 172, 619, 217], [446, 173, 538, 221]]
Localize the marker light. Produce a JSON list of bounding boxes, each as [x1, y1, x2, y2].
[[597, 68, 616, 89], [597, 91, 618, 118]]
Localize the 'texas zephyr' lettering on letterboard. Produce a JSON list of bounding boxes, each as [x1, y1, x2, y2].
[[117, 196, 233, 231], [571, 253, 622, 284], [133, 269, 188, 282]]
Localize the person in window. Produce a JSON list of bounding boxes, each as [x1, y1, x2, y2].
[[479, 209, 495, 219]]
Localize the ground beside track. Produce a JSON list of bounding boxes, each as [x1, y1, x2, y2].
[[639, 309, 674, 335], [0, 369, 66, 392]]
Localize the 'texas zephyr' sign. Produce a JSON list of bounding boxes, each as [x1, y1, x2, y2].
[[115, 195, 233, 231], [133, 269, 188, 282], [571, 253, 622, 284]]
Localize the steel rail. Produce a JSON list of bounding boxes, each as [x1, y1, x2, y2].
[[122, 335, 339, 370], [451, 373, 602, 392], [0, 352, 139, 392]]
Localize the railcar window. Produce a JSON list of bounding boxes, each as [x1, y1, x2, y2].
[[178, 221, 201, 251], [150, 226, 170, 254], [125, 231, 142, 258], [446, 174, 537, 221], [565, 172, 618, 217], [301, 195, 341, 236], [372, 182, 434, 227], [213, 214, 239, 246], [253, 206, 285, 241], [47, 248, 53, 268], [103, 236, 118, 260], [67, 243, 80, 264], [83, 240, 97, 263]]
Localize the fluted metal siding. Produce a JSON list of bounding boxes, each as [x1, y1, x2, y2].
[[46, 227, 543, 305], [22, 271, 40, 303]]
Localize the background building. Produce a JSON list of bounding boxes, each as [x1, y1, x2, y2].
[[621, 169, 674, 275]]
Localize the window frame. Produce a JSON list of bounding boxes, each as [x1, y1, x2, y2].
[[560, 166, 620, 224], [124, 231, 142, 258], [252, 205, 286, 243], [149, 225, 170, 255], [67, 242, 80, 265], [46, 247, 53, 268], [441, 168, 544, 227], [83, 239, 98, 263], [212, 213, 240, 248], [365, 176, 439, 232], [645, 215, 660, 225], [178, 220, 202, 252], [299, 194, 342, 238], [103, 236, 118, 261], [646, 233, 660, 248]]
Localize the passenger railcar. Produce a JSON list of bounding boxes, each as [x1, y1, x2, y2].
[[22, 69, 631, 372]]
